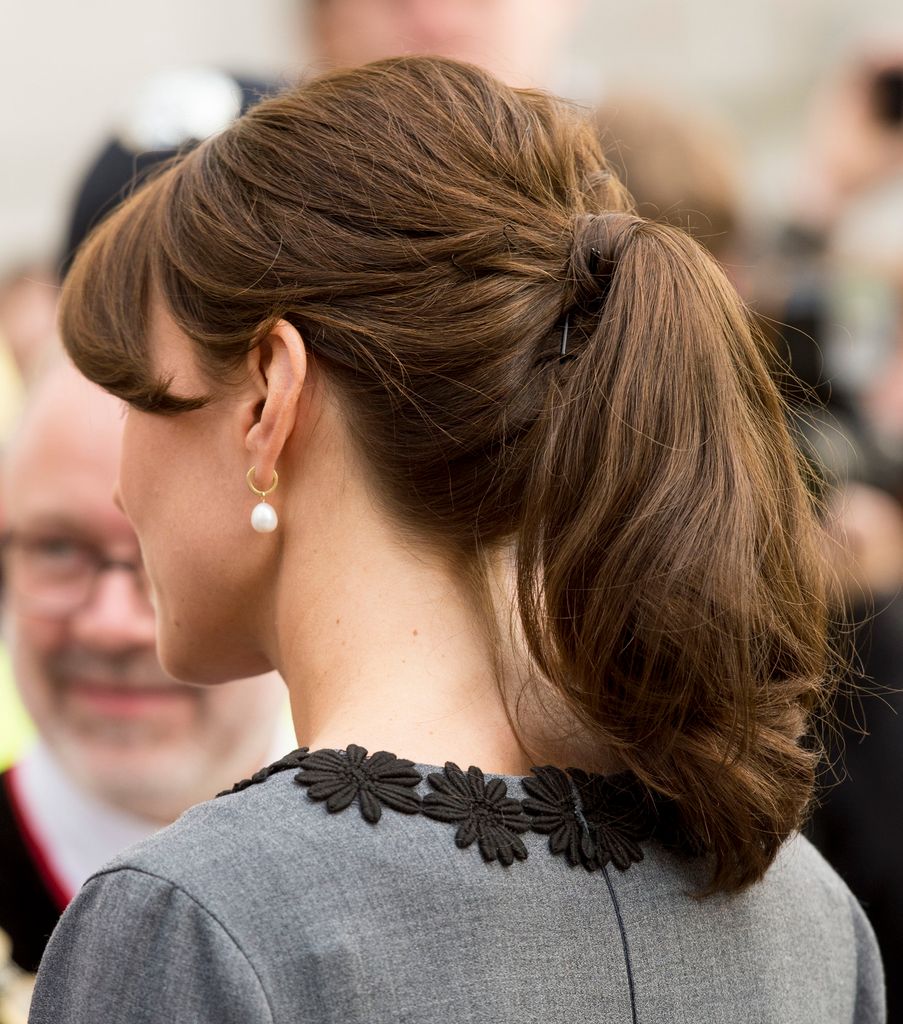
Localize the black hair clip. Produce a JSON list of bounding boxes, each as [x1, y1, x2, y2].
[[536, 244, 607, 371], [532, 313, 578, 370], [558, 314, 576, 365]]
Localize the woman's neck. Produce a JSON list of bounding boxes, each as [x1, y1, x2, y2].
[[272, 522, 534, 775], [256, 416, 609, 776]]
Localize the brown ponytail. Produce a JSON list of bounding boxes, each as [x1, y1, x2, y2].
[[517, 211, 831, 891], [60, 56, 834, 892]]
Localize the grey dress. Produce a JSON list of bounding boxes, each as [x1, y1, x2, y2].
[[28, 746, 884, 1024]]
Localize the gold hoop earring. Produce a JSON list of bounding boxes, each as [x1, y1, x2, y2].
[[247, 466, 279, 533]]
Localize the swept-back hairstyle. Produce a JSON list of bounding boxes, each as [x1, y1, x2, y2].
[[61, 56, 834, 892]]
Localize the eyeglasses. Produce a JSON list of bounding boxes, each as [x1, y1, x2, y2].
[[0, 531, 153, 619]]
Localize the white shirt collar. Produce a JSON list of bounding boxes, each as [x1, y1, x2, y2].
[[12, 741, 158, 902], [11, 719, 295, 902]]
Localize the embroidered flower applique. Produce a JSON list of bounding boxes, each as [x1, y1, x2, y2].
[[421, 762, 531, 866], [570, 769, 655, 871], [294, 744, 422, 823], [217, 743, 701, 873], [216, 747, 310, 798], [521, 765, 597, 870]]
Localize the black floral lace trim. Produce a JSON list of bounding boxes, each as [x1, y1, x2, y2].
[[521, 764, 598, 870], [216, 747, 310, 797], [422, 762, 531, 866], [217, 745, 703, 870], [294, 744, 422, 823], [567, 769, 654, 871]]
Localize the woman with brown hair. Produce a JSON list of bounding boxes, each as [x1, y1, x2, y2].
[[29, 57, 882, 1023]]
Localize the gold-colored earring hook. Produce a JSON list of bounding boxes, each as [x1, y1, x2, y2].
[[246, 466, 278, 499]]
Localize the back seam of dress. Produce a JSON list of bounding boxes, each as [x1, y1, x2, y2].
[[601, 865, 639, 1024]]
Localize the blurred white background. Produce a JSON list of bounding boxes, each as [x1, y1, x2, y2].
[[2, 0, 903, 270]]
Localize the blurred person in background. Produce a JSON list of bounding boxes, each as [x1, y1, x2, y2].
[[61, 0, 587, 280], [758, 48, 903, 1022], [0, 270, 52, 778], [595, 78, 903, 1018], [0, 358, 291, 984], [594, 96, 742, 268], [301, 0, 584, 88], [60, 70, 274, 278], [66, 0, 587, 276], [0, 68, 277, 775], [757, 48, 903, 491], [786, 51, 903, 249], [813, 267, 903, 1024], [860, 269, 903, 482], [0, 268, 57, 389]]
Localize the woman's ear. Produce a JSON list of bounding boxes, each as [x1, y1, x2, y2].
[[244, 319, 308, 486]]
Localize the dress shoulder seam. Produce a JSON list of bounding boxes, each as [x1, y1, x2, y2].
[[88, 864, 276, 1024]]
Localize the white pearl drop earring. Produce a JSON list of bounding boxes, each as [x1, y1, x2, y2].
[[246, 467, 279, 533]]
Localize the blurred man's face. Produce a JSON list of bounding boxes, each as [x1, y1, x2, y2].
[[308, 0, 582, 87], [1, 363, 287, 822]]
